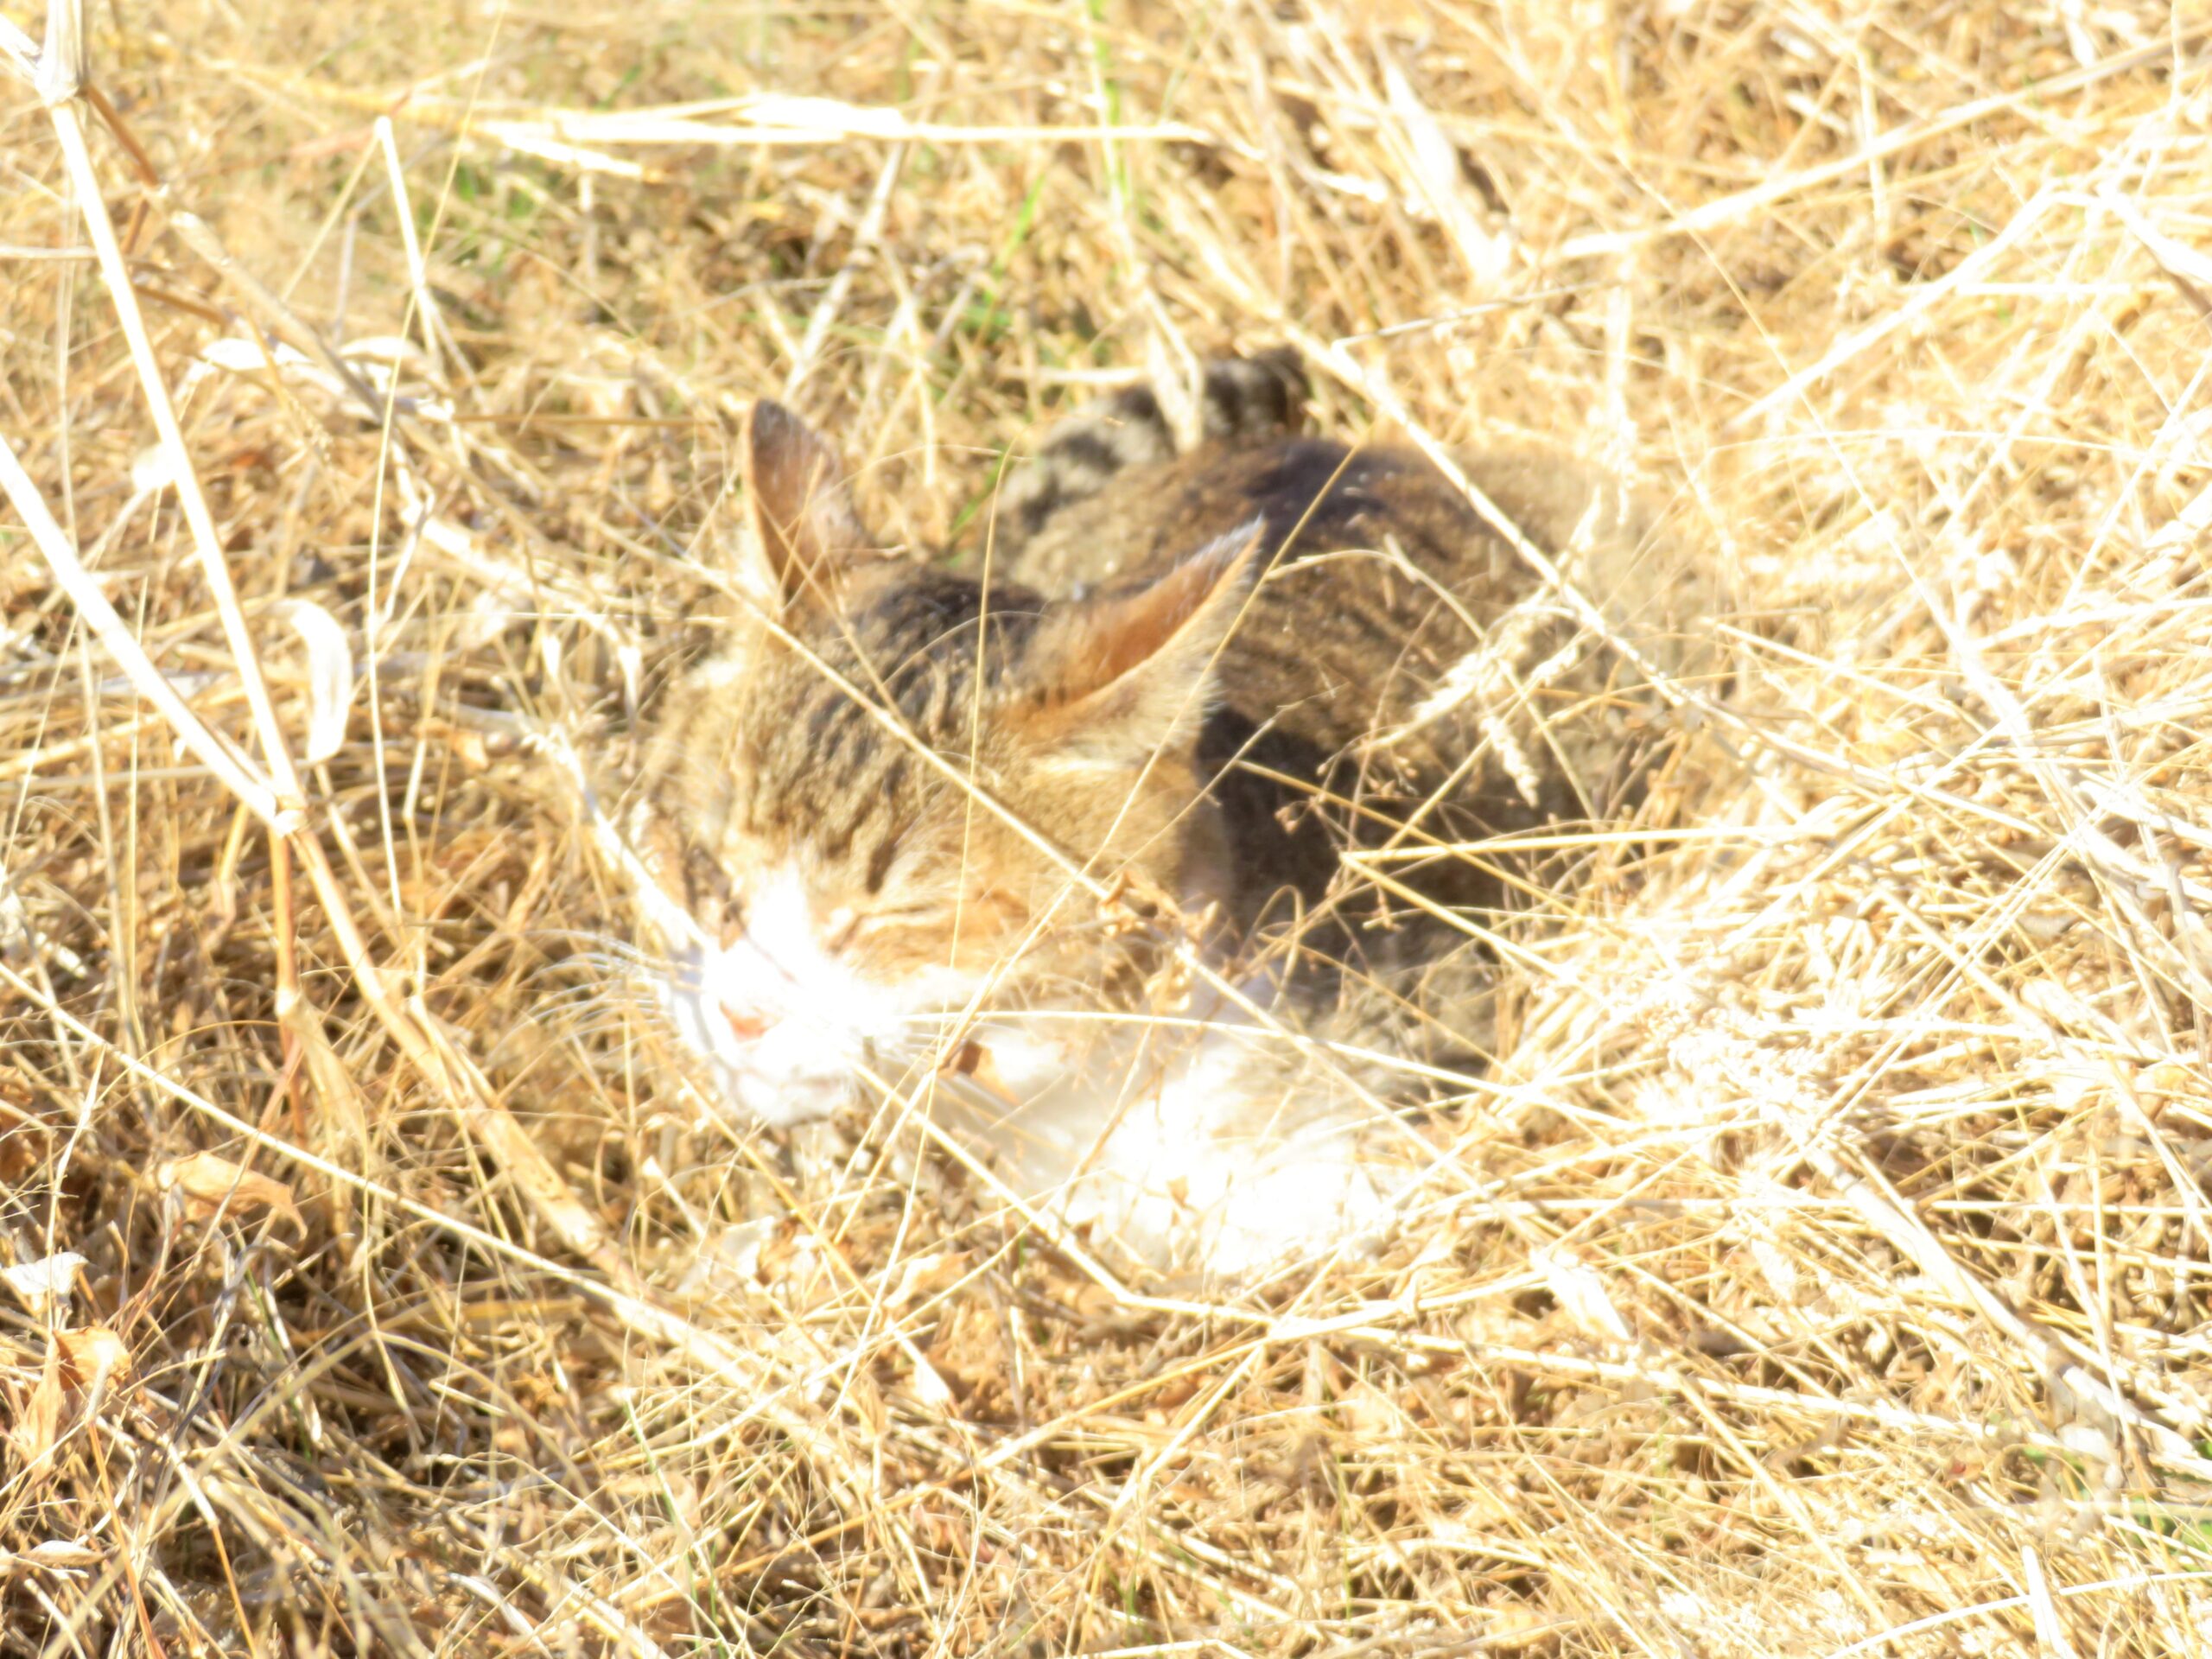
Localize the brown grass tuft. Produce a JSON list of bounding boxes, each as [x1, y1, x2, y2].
[[3, 3, 2210, 1654]]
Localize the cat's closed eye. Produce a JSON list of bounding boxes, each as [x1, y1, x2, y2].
[[848, 902, 934, 937]]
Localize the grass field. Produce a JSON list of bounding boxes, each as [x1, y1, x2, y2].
[[4, 2, 2212, 1654]]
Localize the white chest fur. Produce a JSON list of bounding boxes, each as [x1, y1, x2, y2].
[[931, 980, 1404, 1279], [637, 842, 1407, 1278]]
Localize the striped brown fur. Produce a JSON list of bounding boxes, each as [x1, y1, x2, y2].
[[631, 358, 1694, 1063]]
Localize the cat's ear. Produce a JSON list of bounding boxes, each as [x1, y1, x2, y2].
[[1010, 519, 1264, 767], [738, 398, 871, 612]]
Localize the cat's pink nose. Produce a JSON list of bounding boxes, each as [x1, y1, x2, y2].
[[721, 1007, 771, 1044]]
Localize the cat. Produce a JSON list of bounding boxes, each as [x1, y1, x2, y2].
[[624, 353, 1690, 1277]]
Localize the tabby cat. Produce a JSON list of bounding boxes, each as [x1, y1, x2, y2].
[[625, 354, 1686, 1276]]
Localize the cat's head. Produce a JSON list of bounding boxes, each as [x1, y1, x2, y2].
[[633, 401, 1256, 1124]]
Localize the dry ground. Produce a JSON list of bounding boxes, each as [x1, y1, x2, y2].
[[4, 2, 2212, 1655]]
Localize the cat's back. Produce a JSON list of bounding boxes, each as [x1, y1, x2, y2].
[[1007, 427, 1656, 785], [1008, 431, 1614, 593]]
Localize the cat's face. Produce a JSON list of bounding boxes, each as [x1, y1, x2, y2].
[[633, 403, 1253, 1125]]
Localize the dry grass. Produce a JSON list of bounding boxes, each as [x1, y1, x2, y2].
[[4, 1, 2212, 1653]]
